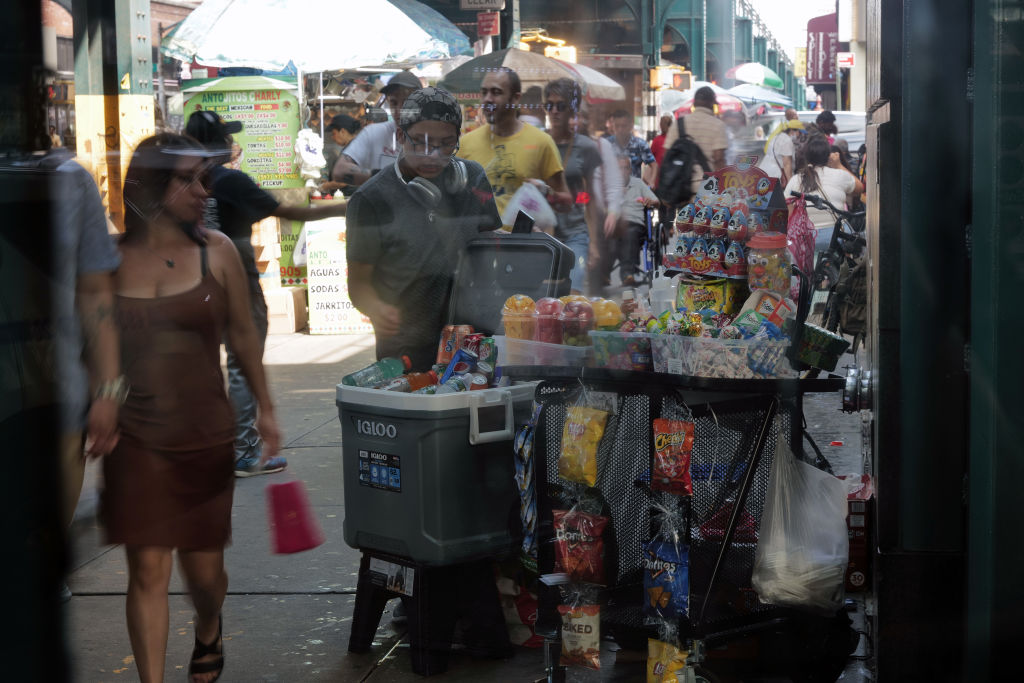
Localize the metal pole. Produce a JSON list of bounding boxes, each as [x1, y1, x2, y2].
[[157, 22, 166, 126]]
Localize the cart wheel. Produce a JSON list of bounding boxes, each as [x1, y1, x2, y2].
[[693, 668, 720, 683]]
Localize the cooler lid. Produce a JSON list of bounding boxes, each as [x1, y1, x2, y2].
[[447, 233, 574, 335]]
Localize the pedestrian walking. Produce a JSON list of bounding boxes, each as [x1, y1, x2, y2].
[[758, 119, 806, 185], [664, 86, 729, 172], [459, 66, 570, 221], [332, 70, 422, 187], [103, 133, 282, 683], [346, 88, 502, 371], [543, 78, 615, 293], [186, 111, 345, 477], [607, 108, 657, 184]]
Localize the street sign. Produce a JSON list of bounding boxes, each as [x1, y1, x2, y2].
[[477, 11, 500, 38], [837, 51, 856, 68], [461, 0, 504, 9]]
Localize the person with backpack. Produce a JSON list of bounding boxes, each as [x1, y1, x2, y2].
[[663, 87, 729, 172], [655, 112, 711, 210]]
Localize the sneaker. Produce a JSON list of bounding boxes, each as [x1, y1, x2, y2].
[[235, 455, 288, 478]]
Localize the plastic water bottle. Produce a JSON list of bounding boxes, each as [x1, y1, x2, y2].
[[342, 356, 411, 387], [379, 371, 439, 392]]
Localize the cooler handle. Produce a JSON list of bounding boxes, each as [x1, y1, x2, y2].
[[468, 389, 514, 445]]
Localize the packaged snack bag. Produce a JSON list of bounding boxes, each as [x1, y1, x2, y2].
[[558, 590, 601, 670], [643, 504, 690, 624], [647, 639, 688, 683], [553, 509, 609, 585], [558, 406, 610, 486], [651, 419, 695, 495]]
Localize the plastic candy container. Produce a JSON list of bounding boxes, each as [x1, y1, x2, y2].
[[533, 297, 564, 344], [502, 294, 536, 340], [591, 299, 624, 331], [746, 232, 792, 296], [560, 300, 595, 346]]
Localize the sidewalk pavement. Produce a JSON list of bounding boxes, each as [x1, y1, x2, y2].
[[66, 330, 869, 682]]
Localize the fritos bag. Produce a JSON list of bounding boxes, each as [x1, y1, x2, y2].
[[558, 586, 601, 670], [553, 508, 609, 585], [643, 504, 690, 624], [558, 405, 610, 486], [651, 418, 695, 495]]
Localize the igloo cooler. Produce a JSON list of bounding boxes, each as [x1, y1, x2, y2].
[[337, 232, 574, 566]]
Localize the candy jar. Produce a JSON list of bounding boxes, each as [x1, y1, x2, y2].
[[745, 232, 791, 296]]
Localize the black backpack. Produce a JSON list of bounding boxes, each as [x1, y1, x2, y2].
[[656, 117, 709, 208]]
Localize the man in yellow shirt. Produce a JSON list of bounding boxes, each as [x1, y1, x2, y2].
[[459, 67, 571, 222]]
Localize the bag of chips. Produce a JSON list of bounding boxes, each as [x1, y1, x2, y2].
[[558, 586, 601, 670], [643, 504, 690, 625], [558, 405, 610, 486], [647, 638, 689, 682], [553, 508, 609, 585], [651, 418, 695, 495]]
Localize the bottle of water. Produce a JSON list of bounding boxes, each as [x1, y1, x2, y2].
[[341, 356, 411, 387]]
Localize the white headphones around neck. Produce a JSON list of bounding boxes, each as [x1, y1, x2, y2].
[[393, 157, 468, 209]]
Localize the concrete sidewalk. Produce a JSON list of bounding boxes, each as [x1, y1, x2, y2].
[[65, 330, 868, 682]]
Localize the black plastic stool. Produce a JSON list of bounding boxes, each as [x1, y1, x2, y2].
[[348, 551, 513, 676]]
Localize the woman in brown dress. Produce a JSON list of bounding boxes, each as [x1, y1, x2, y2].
[[102, 133, 281, 683]]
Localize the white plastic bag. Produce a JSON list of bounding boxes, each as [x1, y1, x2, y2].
[[752, 418, 849, 612], [501, 182, 557, 233]]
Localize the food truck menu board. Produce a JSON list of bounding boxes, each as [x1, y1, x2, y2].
[[183, 76, 302, 190], [305, 217, 374, 335]]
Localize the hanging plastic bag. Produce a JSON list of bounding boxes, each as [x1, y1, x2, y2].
[[752, 418, 849, 612], [651, 418, 695, 495], [553, 506, 610, 585], [785, 194, 816, 301], [558, 400, 610, 487], [643, 503, 690, 625], [647, 638, 688, 683], [501, 181, 558, 233], [557, 584, 602, 670]]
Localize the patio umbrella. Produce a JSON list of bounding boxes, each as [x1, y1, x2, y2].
[[163, 0, 472, 72], [725, 62, 785, 90], [670, 81, 744, 116], [437, 48, 625, 103], [728, 83, 793, 110]]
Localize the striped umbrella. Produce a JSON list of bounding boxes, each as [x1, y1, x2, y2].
[[725, 62, 786, 90]]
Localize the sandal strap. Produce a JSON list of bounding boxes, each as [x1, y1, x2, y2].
[[188, 654, 224, 675]]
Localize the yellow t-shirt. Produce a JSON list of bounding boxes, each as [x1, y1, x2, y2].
[[459, 122, 564, 218]]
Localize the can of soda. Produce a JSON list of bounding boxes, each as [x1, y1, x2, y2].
[[436, 324, 474, 365], [462, 332, 486, 356], [439, 348, 478, 384], [436, 375, 470, 394], [475, 361, 494, 383], [412, 385, 438, 395], [431, 363, 448, 377], [468, 373, 490, 390], [477, 337, 498, 366]]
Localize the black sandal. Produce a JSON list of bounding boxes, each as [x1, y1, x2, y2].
[[188, 614, 224, 682]]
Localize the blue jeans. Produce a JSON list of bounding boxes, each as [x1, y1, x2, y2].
[[559, 230, 589, 293], [227, 281, 268, 467]]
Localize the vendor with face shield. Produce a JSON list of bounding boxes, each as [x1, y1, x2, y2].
[[346, 87, 502, 371]]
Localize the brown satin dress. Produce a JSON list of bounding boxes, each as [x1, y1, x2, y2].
[[102, 246, 236, 549]]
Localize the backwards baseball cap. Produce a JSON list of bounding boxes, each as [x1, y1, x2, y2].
[[398, 87, 462, 131], [185, 110, 243, 148], [327, 114, 360, 133], [381, 70, 422, 94]]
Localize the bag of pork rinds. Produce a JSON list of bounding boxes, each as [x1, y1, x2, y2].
[[558, 585, 602, 670]]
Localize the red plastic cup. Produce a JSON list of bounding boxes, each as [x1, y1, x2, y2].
[[266, 481, 325, 554]]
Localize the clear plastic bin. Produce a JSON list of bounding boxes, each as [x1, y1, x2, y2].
[[649, 334, 796, 379], [588, 331, 654, 371], [494, 335, 593, 367]]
